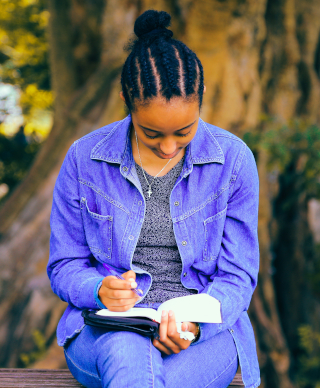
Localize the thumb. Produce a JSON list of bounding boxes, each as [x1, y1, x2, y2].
[[182, 322, 189, 332]]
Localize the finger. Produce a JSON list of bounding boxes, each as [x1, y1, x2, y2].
[[104, 297, 140, 307], [158, 311, 181, 353], [121, 270, 137, 282], [166, 311, 186, 348], [104, 276, 137, 290], [152, 338, 173, 355], [158, 310, 169, 343], [105, 288, 141, 300]]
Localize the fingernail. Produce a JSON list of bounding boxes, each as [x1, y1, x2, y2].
[[130, 282, 137, 288], [162, 310, 167, 317], [169, 310, 173, 317], [184, 324, 189, 331], [128, 278, 135, 282]]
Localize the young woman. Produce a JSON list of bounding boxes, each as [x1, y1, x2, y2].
[[48, 10, 260, 388]]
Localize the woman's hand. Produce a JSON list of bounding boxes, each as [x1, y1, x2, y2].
[[152, 310, 198, 355], [98, 270, 142, 311]]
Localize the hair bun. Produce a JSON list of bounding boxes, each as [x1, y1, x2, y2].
[[134, 10, 172, 39]]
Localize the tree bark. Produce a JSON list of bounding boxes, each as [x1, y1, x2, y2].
[[0, 1, 319, 386]]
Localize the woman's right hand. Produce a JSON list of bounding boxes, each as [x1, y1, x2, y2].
[[98, 270, 142, 311]]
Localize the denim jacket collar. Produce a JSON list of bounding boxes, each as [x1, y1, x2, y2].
[[90, 115, 225, 177]]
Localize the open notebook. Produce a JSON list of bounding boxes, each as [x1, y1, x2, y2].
[[96, 293, 222, 323]]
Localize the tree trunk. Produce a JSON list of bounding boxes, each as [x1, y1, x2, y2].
[[0, 1, 319, 386]]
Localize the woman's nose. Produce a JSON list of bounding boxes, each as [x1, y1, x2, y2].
[[159, 138, 176, 155]]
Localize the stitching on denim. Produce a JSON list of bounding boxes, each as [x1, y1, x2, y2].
[[148, 338, 155, 388], [73, 131, 107, 145], [204, 353, 238, 388], [79, 178, 130, 215], [212, 133, 246, 145], [204, 206, 227, 224], [120, 122, 131, 166], [203, 206, 228, 261], [84, 199, 113, 220], [90, 117, 128, 161], [228, 144, 247, 200], [172, 183, 230, 223], [64, 348, 101, 380], [76, 277, 100, 306], [200, 119, 225, 161]]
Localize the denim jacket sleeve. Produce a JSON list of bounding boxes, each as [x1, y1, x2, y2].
[[194, 146, 259, 345], [47, 143, 104, 309]]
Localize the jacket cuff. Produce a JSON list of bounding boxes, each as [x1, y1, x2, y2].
[[93, 279, 107, 309], [77, 276, 105, 309], [191, 322, 221, 346]]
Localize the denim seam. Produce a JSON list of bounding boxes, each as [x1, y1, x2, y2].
[[77, 276, 102, 306], [200, 120, 225, 162], [64, 348, 101, 380], [228, 144, 247, 200], [90, 117, 128, 162], [79, 178, 130, 215], [148, 338, 155, 388], [172, 184, 231, 223], [73, 126, 114, 145], [204, 353, 238, 388], [211, 133, 246, 145]]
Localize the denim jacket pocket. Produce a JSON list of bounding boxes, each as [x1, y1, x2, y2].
[[80, 197, 113, 260], [203, 206, 227, 261]]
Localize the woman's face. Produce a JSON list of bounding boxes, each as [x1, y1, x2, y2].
[[128, 96, 201, 160]]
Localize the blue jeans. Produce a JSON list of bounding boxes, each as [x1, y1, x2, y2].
[[64, 325, 238, 388]]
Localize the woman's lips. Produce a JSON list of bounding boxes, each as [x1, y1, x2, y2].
[[157, 150, 180, 159]]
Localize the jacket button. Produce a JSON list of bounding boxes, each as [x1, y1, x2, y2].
[[138, 201, 142, 205], [174, 201, 179, 206], [129, 235, 134, 240], [230, 329, 234, 333], [182, 241, 187, 246], [183, 272, 187, 277], [123, 166, 128, 172]]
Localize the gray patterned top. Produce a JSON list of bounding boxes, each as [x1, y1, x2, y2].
[[132, 156, 197, 304]]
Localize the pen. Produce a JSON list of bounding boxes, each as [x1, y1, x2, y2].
[[102, 263, 143, 297]]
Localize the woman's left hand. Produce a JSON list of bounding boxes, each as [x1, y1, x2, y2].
[[152, 310, 198, 355]]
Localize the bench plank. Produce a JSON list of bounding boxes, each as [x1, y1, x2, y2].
[[0, 369, 244, 387]]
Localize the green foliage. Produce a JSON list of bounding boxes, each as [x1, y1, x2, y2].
[[0, 0, 52, 136], [243, 119, 320, 200], [20, 329, 47, 367], [297, 325, 320, 388]]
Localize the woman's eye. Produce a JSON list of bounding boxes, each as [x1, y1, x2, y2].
[[145, 130, 191, 139], [177, 131, 191, 137], [145, 134, 158, 139]]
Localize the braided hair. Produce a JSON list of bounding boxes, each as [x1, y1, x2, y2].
[[121, 10, 204, 112]]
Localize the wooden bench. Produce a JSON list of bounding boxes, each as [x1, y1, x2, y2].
[[0, 369, 244, 387]]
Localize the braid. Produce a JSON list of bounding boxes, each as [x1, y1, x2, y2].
[[138, 45, 157, 100], [186, 50, 198, 96], [120, 10, 205, 111], [124, 52, 140, 106], [121, 59, 132, 111], [195, 56, 204, 107], [158, 41, 181, 98]]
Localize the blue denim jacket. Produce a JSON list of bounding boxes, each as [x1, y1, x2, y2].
[[48, 115, 260, 388]]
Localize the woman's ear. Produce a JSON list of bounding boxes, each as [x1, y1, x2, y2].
[[120, 91, 126, 101]]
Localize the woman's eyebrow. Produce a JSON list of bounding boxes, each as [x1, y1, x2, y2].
[[139, 120, 197, 133]]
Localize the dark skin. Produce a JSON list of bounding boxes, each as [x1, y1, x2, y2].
[[98, 89, 206, 355]]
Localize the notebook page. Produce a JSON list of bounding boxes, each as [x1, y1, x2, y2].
[[157, 294, 222, 323]]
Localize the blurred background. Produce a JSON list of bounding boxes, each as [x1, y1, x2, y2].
[[0, 0, 319, 387]]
